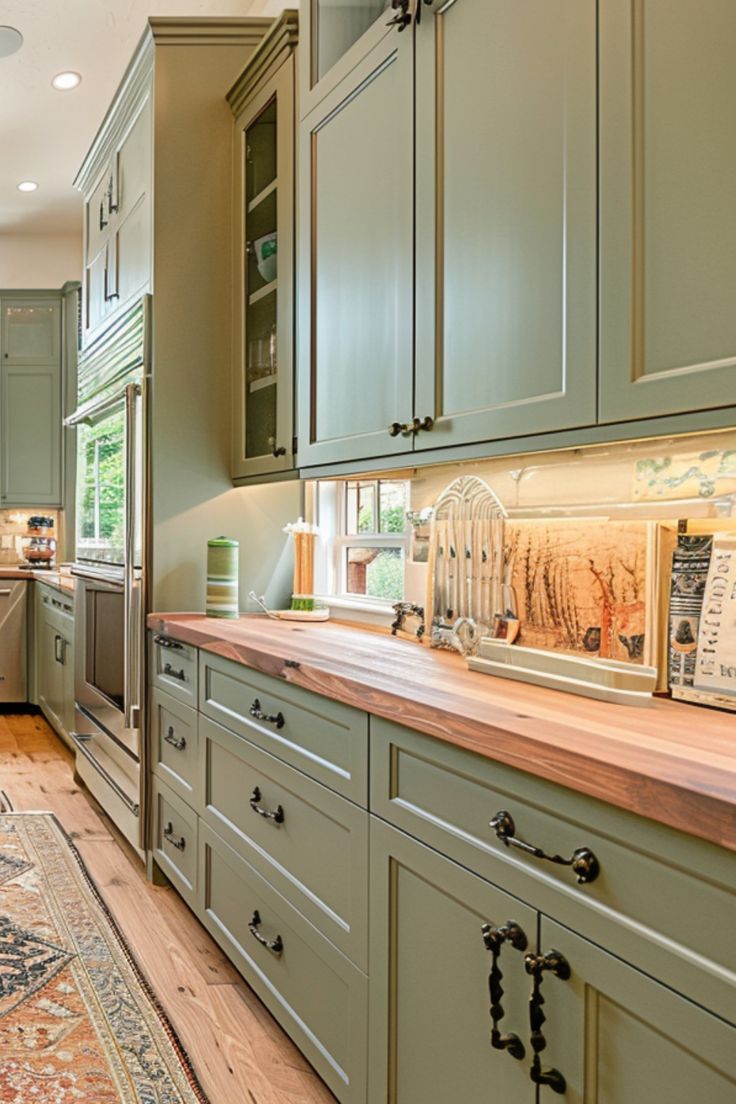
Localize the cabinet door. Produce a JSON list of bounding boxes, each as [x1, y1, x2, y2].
[[85, 165, 113, 267], [298, 30, 415, 469], [2, 299, 60, 367], [414, 0, 596, 451], [39, 618, 65, 737], [538, 918, 736, 1103], [300, 0, 393, 118], [599, 0, 736, 421], [233, 59, 296, 479], [1, 364, 61, 506], [369, 817, 534, 1104]]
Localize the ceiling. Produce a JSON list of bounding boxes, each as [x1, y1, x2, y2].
[[0, 0, 280, 236]]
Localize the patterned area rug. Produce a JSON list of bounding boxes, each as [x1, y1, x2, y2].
[[0, 813, 210, 1103]]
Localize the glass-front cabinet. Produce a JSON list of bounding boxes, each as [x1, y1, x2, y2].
[[302, 0, 393, 116], [229, 14, 298, 482]]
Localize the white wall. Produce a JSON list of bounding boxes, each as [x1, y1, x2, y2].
[[0, 234, 82, 289]]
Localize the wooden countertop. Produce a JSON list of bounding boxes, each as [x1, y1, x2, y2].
[[0, 567, 75, 592], [148, 612, 736, 853]]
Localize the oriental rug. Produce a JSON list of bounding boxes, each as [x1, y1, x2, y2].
[[0, 812, 209, 1103]]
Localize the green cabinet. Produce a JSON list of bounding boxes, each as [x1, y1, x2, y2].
[[300, 0, 393, 118], [0, 295, 63, 506], [229, 16, 298, 481], [36, 584, 75, 748], [297, 27, 414, 467], [599, 0, 736, 422]]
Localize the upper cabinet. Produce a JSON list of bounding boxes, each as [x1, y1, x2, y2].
[[414, 0, 597, 451], [229, 14, 299, 482], [0, 293, 67, 507], [297, 0, 736, 475], [599, 0, 736, 422]]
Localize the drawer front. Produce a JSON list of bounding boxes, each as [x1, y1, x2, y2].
[[371, 718, 736, 1025], [199, 714, 368, 969], [152, 777, 198, 904], [198, 821, 368, 1103], [150, 632, 198, 705], [199, 651, 368, 804], [150, 689, 199, 807]]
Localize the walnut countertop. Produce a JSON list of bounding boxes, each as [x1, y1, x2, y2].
[[148, 612, 736, 852]]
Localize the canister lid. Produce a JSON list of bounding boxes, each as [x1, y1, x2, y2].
[[208, 536, 239, 547]]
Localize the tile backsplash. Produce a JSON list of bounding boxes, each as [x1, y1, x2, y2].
[[0, 510, 60, 564]]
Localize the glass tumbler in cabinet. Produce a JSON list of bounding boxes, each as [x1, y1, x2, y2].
[[229, 17, 297, 483]]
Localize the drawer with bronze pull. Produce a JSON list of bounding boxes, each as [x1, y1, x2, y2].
[[199, 651, 368, 805], [197, 820, 368, 1104], [370, 718, 736, 1024], [150, 688, 199, 807], [199, 714, 368, 968], [150, 632, 198, 706], [152, 776, 198, 905]]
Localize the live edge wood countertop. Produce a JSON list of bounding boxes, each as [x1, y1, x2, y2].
[[148, 613, 736, 853]]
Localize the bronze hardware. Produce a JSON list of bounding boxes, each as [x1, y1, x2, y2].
[[489, 810, 600, 884], [248, 910, 284, 955], [163, 822, 186, 851], [99, 200, 108, 231], [249, 786, 285, 825], [164, 726, 186, 752], [387, 0, 411, 30], [524, 949, 570, 1094], [107, 175, 118, 215], [163, 662, 186, 682], [412, 415, 434, 433], [388, 421, 410, 437], [154, 635, 184, 651], [272, 445, 287, 457], [481, 920, 528, 1062], [249, 698, 285, 729]]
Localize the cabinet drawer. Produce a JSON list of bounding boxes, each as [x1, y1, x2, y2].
[[198, 821, 368, 1103], [150, 632, 198, 706], [199, 714, 368, 969], [150, 689, 199, 807], [199, 651, 368, 804], [371, 718, 736, 1025], [152, 777, 198, 905]]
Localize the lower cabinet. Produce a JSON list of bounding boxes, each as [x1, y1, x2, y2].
[[368, 818, 736, 1104], [36, 584, 74, 746]]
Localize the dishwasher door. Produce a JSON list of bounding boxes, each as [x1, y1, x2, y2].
[[0, 580, 27, 702]]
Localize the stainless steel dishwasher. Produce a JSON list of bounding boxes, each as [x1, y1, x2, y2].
[[0, 579, 27, 702]]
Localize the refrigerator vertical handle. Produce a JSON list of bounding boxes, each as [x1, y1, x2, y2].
[[124, 382, 141, 731]]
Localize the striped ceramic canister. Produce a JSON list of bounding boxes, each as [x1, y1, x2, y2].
[[206, 537, 239, 618]]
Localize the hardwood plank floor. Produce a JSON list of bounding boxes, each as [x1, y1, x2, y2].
[[0, 712, 336, 1104]]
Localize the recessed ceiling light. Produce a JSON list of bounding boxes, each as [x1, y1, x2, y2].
[[0, 26, 23, 58], [51, 70, 81, 91], [16, 181, 38, 193]]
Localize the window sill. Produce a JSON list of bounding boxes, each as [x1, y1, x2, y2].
[[314, 594, 395, 630]]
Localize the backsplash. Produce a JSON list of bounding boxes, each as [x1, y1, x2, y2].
[[0, 510, 60, 565]]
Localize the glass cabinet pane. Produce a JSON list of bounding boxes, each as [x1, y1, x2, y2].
[[312, 0, 390, 84], [244, 99, 279, 460]]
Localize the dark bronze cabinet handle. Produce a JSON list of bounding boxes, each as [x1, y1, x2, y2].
[[412, 415, 434, 433], [387, 0, 411, 30], [489, 810, 600, 884], [272, 445, 287, 457], [248, 910, 283, 955], [249, 786, 285, 824], [481, 920, 528, 1062], [388, 421, 409, 437], [164, 726, 186, 752], [163, 662, 186, 682], [99, 200, 108, 230], [249, 698, 285, 729], [154, 635, 184, 651], [163, 822, 186, 851], [525, 949, 570, 1094]]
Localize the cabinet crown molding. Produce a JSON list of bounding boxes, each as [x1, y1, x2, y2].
[[227, 10, 299, 118]]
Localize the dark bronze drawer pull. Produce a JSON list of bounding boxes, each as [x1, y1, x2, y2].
[[249, 698, 285, 729], [163, 822, 186, 851], [249, 786, 285, 824], [163, 662, 186, 682], [164, 726, 186, 752], [489, 810, 600, 884], [481, 920, 528, 1062], [387, 0, 411, 30], [248, 910, 283, 956], [525, 949, 570, 1094], [154, 634, 184, 651]]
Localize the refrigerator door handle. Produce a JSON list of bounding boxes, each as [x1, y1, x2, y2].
[[124, 381, 141, 731]]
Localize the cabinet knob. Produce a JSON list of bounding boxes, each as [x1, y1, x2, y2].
[[387, 0, 412, 30], [412, 415, 434, 434]]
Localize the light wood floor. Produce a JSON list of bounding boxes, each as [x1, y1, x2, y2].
[[0, 712, 335, 1104]]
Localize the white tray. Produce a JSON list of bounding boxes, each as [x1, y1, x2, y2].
[[275, 607, 330, 622]]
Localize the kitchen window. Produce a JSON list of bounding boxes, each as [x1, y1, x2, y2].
[[311, 479, 411, 614]]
